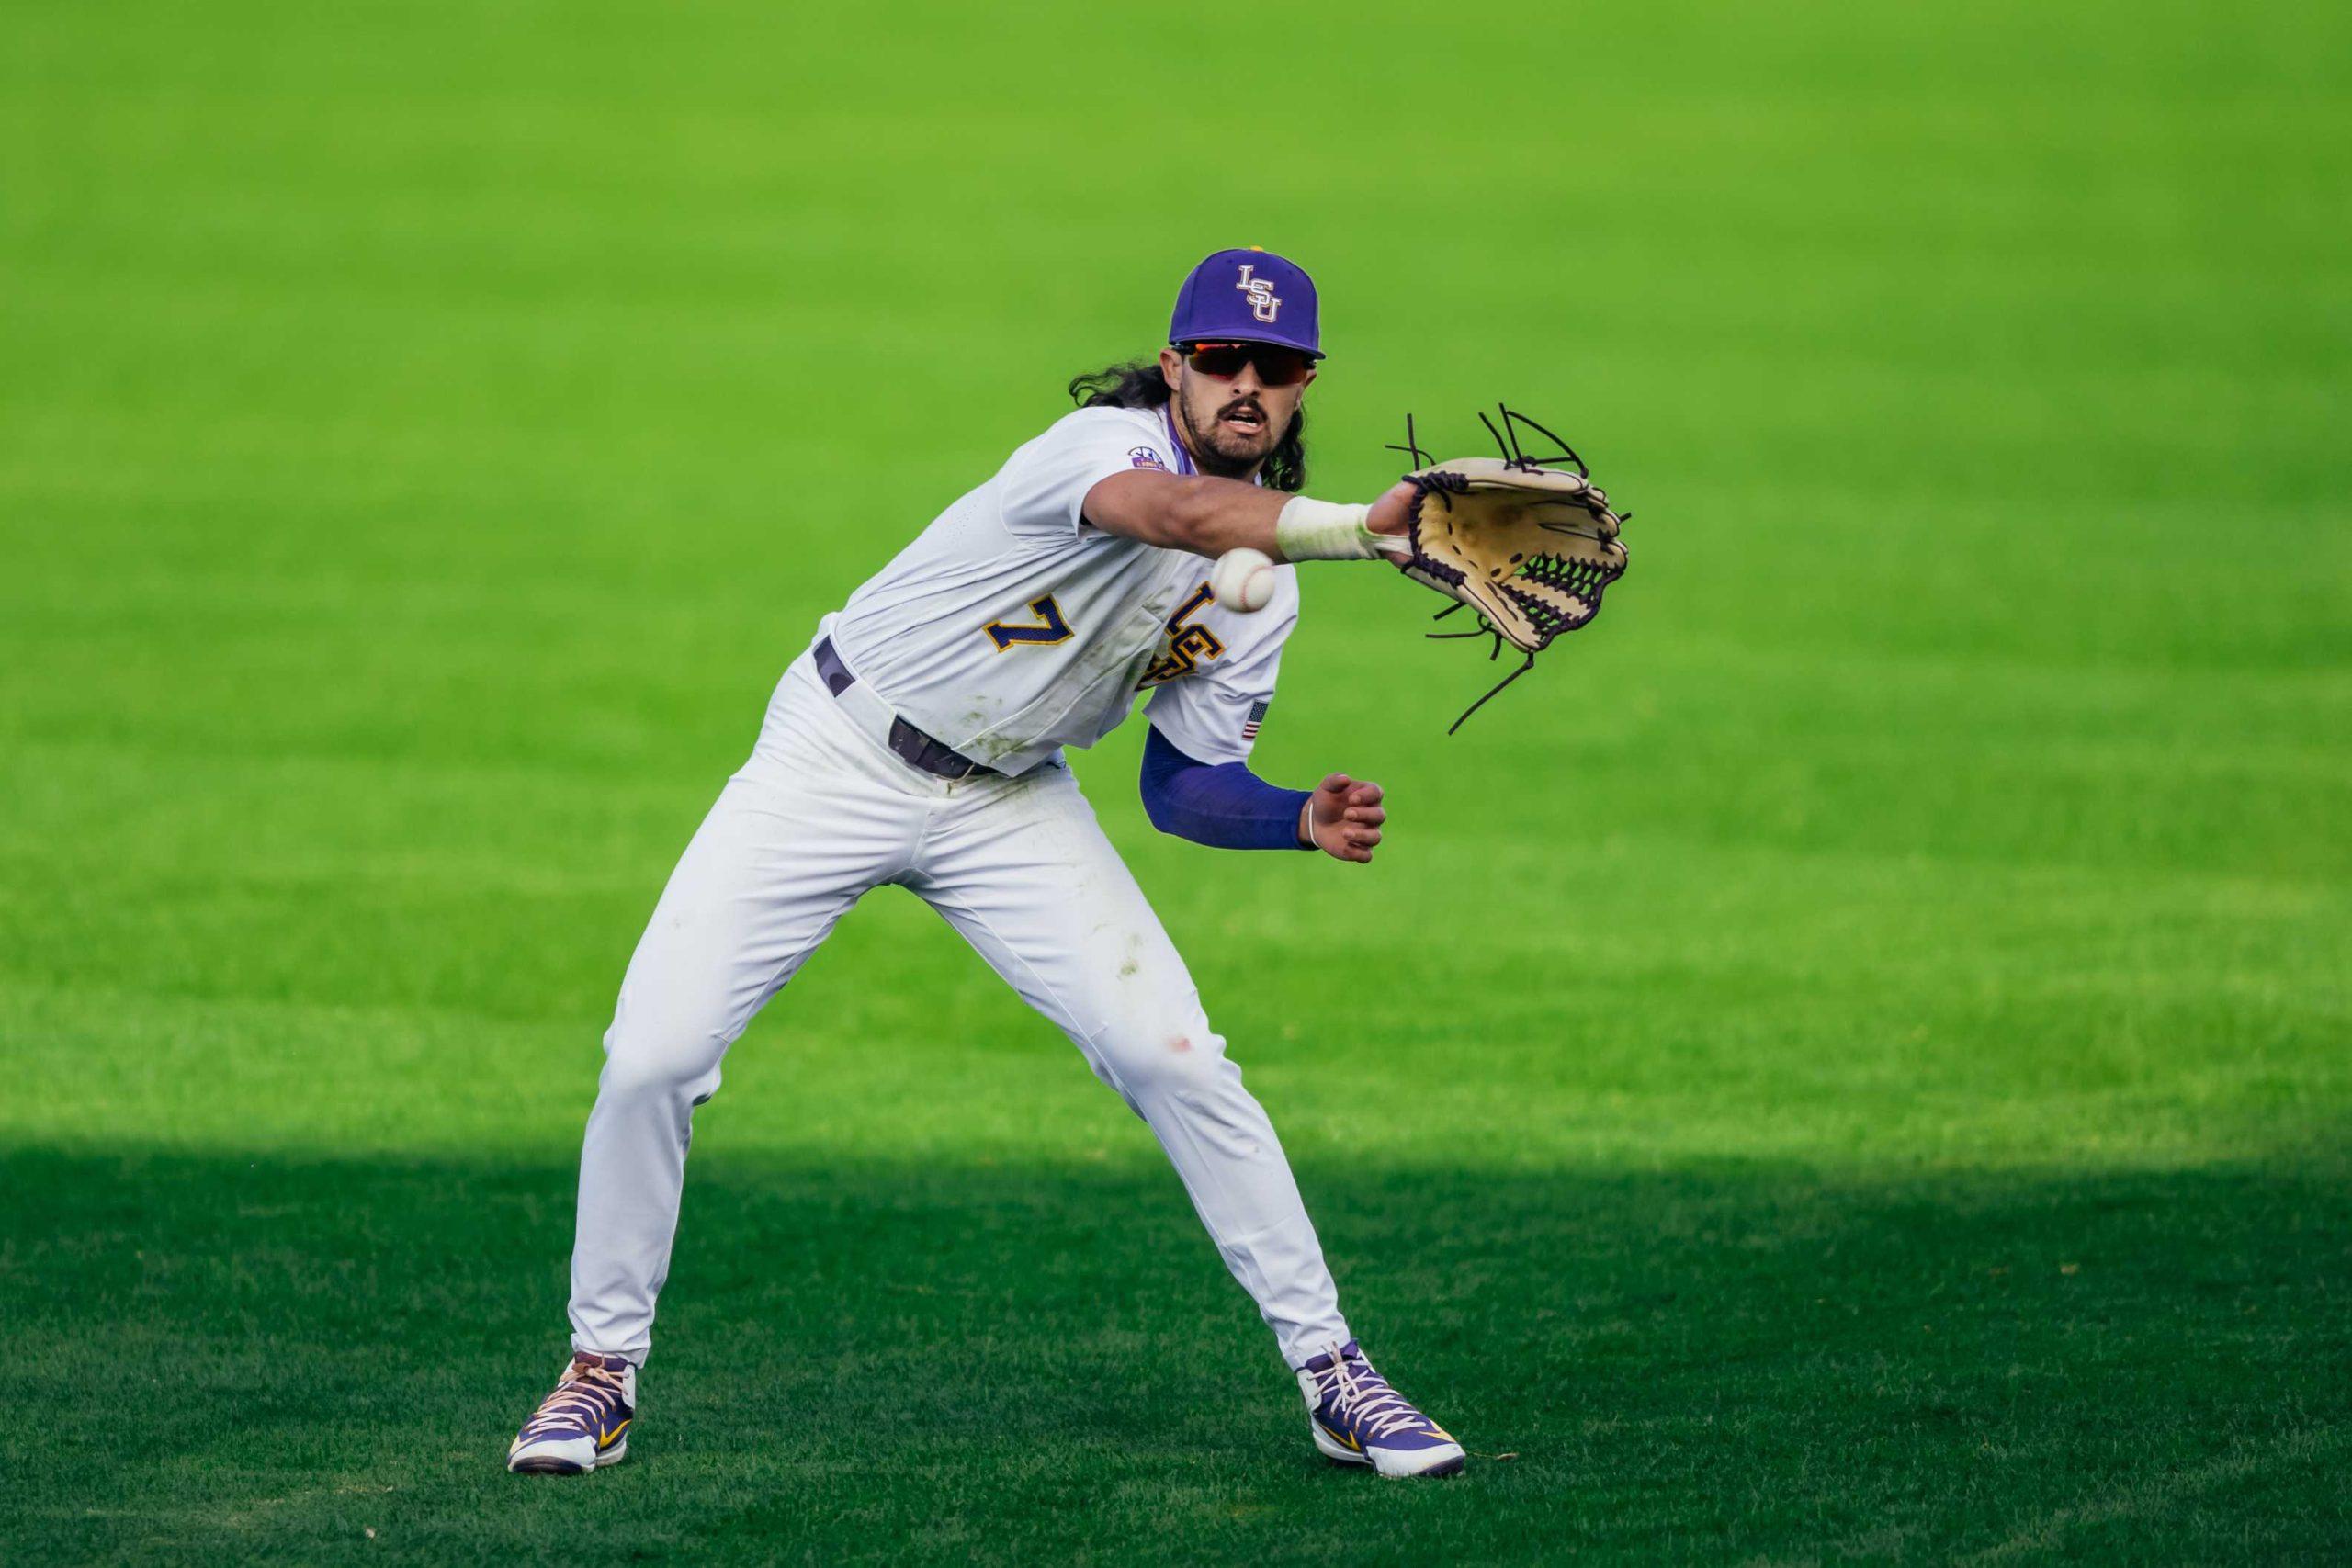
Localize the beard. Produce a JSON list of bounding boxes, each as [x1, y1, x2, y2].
[[1174, 387, 1285, 479]]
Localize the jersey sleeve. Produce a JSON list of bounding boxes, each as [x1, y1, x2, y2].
[[996, 407, 1181, 546], [1145, 576, 1299, 767]]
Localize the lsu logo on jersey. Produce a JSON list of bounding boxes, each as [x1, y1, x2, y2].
[[1127, 446, 1168, 472], [1235, 265, 1281, 324], [1137, 583, 1224, 687]]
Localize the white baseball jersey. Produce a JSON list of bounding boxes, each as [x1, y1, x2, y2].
[[824, 404, 1299, 774]]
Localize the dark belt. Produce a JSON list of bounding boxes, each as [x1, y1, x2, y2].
[[813, 637, 997, 781]]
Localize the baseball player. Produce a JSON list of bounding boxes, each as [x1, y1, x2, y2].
[[508, 248, 1465, 1480]]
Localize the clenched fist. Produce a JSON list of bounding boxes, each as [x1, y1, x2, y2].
[[1299, 773, 1386, 863]]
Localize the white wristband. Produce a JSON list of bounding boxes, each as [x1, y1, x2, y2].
[[1274, 496, 1380, 561]]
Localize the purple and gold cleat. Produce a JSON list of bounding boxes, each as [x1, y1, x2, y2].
[[1297, 1341, 1465, 1478], [507, 1351, 635, 1474]]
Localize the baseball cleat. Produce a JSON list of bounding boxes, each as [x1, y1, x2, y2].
[[507, 1350, 636, 1474], [1298, 1340, 1466, 1478]]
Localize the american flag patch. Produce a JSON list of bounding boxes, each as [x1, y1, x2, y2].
[[1240, 699, 1269, 741]]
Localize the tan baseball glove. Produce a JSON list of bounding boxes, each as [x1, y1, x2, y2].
[[1383, 408, 1632, 730]]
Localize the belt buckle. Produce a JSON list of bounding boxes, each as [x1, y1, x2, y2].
[[928, 734, 980, 781], [889, 716, 976, 782]]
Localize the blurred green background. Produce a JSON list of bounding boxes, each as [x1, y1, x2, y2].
[[3, 1, 2346, 1562]]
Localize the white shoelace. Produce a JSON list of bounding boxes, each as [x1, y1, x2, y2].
[[519, 1363, 626, 1438], [1316, 1348, 1428, 1441]]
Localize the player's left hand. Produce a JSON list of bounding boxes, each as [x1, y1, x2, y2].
[[1301, 773, 1385, 863]]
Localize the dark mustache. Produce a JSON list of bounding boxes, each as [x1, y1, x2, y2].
[[1218, 399, 1266, 421]]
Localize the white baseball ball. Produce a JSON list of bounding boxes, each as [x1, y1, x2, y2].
[[1210, 547, 1276, 614]]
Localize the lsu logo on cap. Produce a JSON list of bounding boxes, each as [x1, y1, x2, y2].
[[1128, 446, 1168, 471], [1236, 265, 1281, 323]]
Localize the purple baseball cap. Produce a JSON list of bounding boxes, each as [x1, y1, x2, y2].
[[1169, 247, 1322, 358]]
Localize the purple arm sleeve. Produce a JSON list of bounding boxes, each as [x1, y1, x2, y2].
[[1139, 726, 1313, 852]]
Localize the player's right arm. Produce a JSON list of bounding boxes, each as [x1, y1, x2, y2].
[[1083, 469, 1415, 563]]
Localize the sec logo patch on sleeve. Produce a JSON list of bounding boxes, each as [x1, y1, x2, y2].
[[1128, 446, 1168, 471]]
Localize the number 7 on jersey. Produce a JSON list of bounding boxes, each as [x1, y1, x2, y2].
[[983, 594, 1073, 651]]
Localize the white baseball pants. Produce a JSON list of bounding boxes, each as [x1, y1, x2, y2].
[[566, 651, 1351, 1369]]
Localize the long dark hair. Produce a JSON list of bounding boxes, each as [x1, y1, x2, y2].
[[1066, 357, 1307, 493]]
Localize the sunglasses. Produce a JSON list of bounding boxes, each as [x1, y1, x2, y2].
[[1179, 341, 1316, 387]]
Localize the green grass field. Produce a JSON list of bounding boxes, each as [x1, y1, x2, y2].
[[5, 0, 2348, 1561]]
